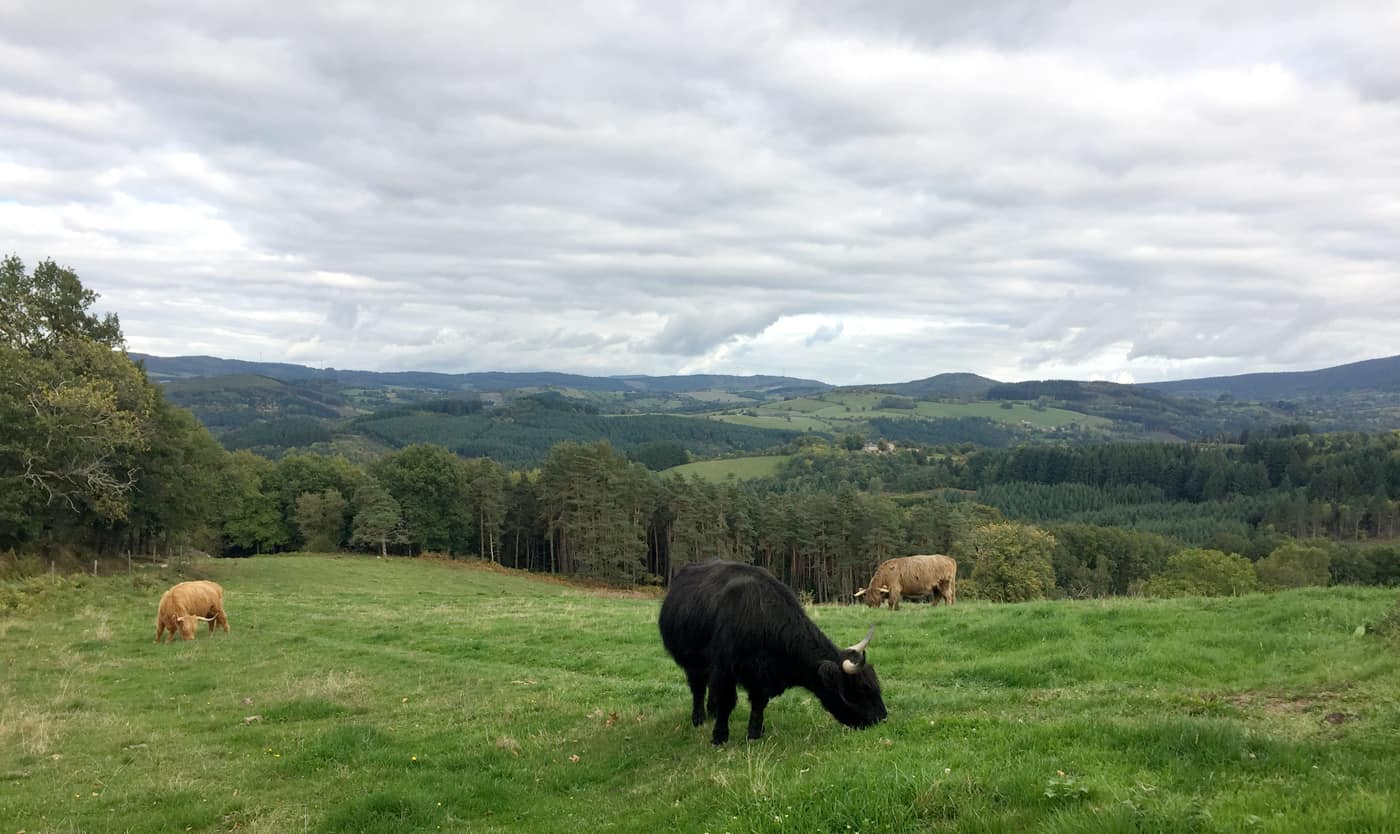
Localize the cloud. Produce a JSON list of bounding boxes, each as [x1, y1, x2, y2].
[[651, 307, 783, 356], [805, 321, 844, 346], [3, 1, 1399, 384]]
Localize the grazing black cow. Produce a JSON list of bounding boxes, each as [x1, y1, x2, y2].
[[658, 560, 887, 744]]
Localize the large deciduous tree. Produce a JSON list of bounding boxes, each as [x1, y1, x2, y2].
[[957, 523, 1057, 602]]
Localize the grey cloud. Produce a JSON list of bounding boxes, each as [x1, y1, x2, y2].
[[805, 321, 844, 346], [652, 307, 783, 356], [4, 1, 1399, 383]]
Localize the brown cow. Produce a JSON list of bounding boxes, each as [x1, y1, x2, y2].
[[154, 580, 230, 643], [854, 554, 957, 610]]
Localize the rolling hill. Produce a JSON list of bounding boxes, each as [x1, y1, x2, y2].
[[135, 354, 829, 396], [137, 352, 1400, 464], [1143, 354, 1400, 399]]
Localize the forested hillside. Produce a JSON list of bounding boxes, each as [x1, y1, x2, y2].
[[1145, 354, 1400, 399], [5, 258, 1399, 607]]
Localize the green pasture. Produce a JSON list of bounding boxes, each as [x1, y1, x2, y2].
[[2, 556, 1397, 833], [666, 455, 792, 482]]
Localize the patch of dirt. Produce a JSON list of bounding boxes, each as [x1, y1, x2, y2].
[[1226, 687, 1354, 718]]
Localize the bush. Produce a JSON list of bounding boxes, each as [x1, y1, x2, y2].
[[1371, 597, 1400, 639], [1256, 541, 1333, 590], [1143, 549, 1257, 598]]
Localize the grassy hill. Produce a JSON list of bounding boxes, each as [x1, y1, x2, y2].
[[3, 556, 1397, 833]]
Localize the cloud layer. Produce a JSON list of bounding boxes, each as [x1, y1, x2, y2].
[[4, 1, 1398, 384]]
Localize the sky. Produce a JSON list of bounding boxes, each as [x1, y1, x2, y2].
[[4, 1, 1399, 386]]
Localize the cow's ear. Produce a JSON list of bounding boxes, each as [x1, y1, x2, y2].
[[818, 660, 844, 689]]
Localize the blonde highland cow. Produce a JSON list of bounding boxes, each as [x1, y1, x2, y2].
[[855, 554, 957, 610], [154, 580, 231, 642]]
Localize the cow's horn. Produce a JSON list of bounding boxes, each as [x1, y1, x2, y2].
[[878, 586, 890, 595], [849, 625, 875, 654], [853, 588, 867, 598], [194, 615, 215, 622]]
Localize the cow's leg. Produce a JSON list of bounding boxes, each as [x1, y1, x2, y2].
[[684, 666, 707, 726], [945, 580, 956, 605], [218, 608, 229, 632], [154, 621, 165, 643], [890, 591, 902, 611], [707, 671, 738, 745], [746, 691, 770, 740]]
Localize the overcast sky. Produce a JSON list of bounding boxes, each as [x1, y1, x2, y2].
[[4, 1, 1399, 385]]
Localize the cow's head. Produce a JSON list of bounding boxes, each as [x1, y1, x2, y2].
[[174, 614, 214, 640], [816, 626, 887, 729], [853, 586, 891, 608]]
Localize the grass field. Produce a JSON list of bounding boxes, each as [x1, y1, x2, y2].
[[667, 455, 792, 482], [2, 557, 1398, 833]]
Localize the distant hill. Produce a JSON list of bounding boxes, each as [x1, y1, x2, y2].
[[135, 352, 1400, 460], [868, 372, 1000, 398], [1143, 355, 1400, 400], [161, 373, 353, 429], [134, 354, 829, 395]]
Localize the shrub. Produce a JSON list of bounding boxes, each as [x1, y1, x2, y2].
[[1143, 549, 1257, 598], [1371, 597, 1400, 639], [1255, 541, 1332, 590]]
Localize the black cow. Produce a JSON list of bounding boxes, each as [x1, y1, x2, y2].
[[658, 560, 887, 744]]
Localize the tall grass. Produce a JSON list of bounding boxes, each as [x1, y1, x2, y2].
[[1, 556, 1396, 833]]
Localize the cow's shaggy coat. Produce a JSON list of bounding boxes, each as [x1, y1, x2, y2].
[[659, 560, 887, 744], [856, 554, 957, 609], [155, 580, 230, 643]]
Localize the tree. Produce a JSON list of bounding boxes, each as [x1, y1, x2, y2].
[[295, 489, 349, 552], [1255, 540, 1333, 590], [220, 451, 286, 554], [0, 255, 123, 353], [1143, 549, 1257, 597], [370, 445, 471, 554], [265, 454, 364, 549], [957, 523, 1056, 603], [467, 460, 508, 561], [537, 442, 652, 582], [1, 257, 161, 546], [630, 441, 689, 471], [351, 478, 404, 557]]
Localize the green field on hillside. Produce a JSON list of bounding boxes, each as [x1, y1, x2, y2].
[[666, 455, 792, 482], [706, 392, 1111, 436], [2, 557, 1398, 833]]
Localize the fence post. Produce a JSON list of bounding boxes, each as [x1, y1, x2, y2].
[[93, 559, 98, 577]]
